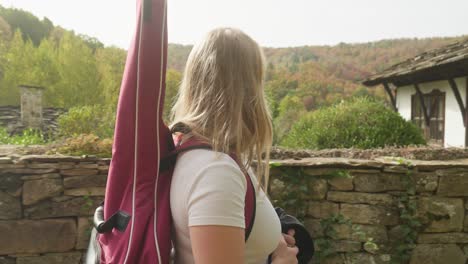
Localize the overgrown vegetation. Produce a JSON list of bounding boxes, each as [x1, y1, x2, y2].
[[57, 105, 115, 139], [282, 97, 426, 149], [56, 134, 112, 158], [390, 158, 422, 264], [0, 126, 48, 145], [314, 214, 353, 262], [269, 164, 309, 221], [0, 6, 457, 152]]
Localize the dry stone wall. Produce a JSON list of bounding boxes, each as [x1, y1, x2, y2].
[[269, 157, 468, 264], [0, 106, 66, 136], [0, 155, 107, 264], [0, 154, 467, 264]]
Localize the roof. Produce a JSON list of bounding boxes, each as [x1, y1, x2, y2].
[[363, 38, 468, 87]]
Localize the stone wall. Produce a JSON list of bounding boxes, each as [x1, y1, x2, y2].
[[0, 106, 66, 136], [268, 157, 468, 264], [0, 154, 467, 263], [0, 155, 107, 264]]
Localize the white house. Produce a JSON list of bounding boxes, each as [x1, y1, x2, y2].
[[363, 39, 468, 148]]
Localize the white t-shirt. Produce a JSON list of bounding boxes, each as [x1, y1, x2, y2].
[[170, 149, 282, 264]]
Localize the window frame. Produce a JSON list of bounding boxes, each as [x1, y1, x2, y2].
[[410, 89, 445, 146]]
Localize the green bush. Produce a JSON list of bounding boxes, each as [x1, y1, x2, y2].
[[0, 126, 48, 145], [282, 97, 426, 149], [57, 105, 115, 139]]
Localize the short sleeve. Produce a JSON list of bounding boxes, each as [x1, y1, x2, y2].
[[186, 162, 248, 228]]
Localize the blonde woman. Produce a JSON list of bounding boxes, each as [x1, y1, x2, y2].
[[169, 28, 299, 264]]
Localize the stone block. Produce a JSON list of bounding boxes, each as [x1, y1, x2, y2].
[[383, 165, 409, 173], [64, 187, 106, 196], [417, 233, 468, 243], [76, 217, 93, 250], [303, 168, 343, 176], [0, 219, 76, 255], [3, 168, 56, 175], [388, 225, 406, 242], [345, 253, 391, 264], [304, 218, 323, 237], [24, 197, 101, 219], [76, 162, 99, 169], [333, 224, 388, 242], [437, 173, 468, 196], [348, 169, 381, 174], [340, 204, 398, 225], [57, 162, 75, 170], [0, 157, 12, 164], [0, 257, 15, 264], [417, 197, 464, 232], [23, 178, 63, 205], [98, 165, 109, 171], [327, 191, 394, 206], [465, 213, 468, 232], [63, 174, 107, 189], [268, 178, 286, 200], [0, 191, 21, 219], [0, 173, 23, 195], [27, 162, 62, 169], [410, 244, 465, 264], [412, 172, 438, 192], [328, 177, 353, 191], [308, 201, 339, 218], [60, 169, 99, 177], [435, 168, 467, 177], [311, 254, 344, 264], [0, 164, 26, 169], [329, 240, 361, 252], [308, 178, 327, 200], [21, 173, 61, 181], [16, 252, 82, 264], [353, 173, 405, 192]]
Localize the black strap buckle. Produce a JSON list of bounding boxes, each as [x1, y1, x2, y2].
[[93, 205, 131, 233]]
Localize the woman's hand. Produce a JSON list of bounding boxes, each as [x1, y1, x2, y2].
[[271, 229, 299, 264]]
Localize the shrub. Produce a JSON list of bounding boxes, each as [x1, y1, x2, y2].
[[282, 97, 426, 149], [57, 133, 112, 157], [57, 104, 115, 139]]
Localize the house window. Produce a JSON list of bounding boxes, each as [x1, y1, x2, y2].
[[411, 89, 445, 145]]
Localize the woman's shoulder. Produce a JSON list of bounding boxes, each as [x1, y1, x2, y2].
[[172, 149, 247, 187], [174, 149, 240, 173]]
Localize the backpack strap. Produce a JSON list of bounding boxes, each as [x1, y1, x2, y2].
[[165, 137, 256, 241]]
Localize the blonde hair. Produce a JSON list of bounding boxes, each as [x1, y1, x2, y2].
[[170, 28, 273, 188]]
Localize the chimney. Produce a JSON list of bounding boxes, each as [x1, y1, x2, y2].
[[19, 85, 44, 129]]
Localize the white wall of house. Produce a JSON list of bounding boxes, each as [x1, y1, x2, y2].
[[396, 77, 467, 148]]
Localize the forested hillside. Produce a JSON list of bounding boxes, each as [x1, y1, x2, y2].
[[0, 5, 465, 144]]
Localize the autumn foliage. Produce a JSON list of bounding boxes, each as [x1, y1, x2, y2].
[[0, 5, 458, 149]]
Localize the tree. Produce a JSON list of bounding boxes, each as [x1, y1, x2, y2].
[[35, 38, 60, 107], [164, 69, 182, 121], [0, 16, 12, 84], [0, 7, 52, 45], [54, 32, 101, 107], [95, 46, 126, 111], [0, 16, 11, 42], [273, 95, 306, 145], [0, 30, 33, 105]]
